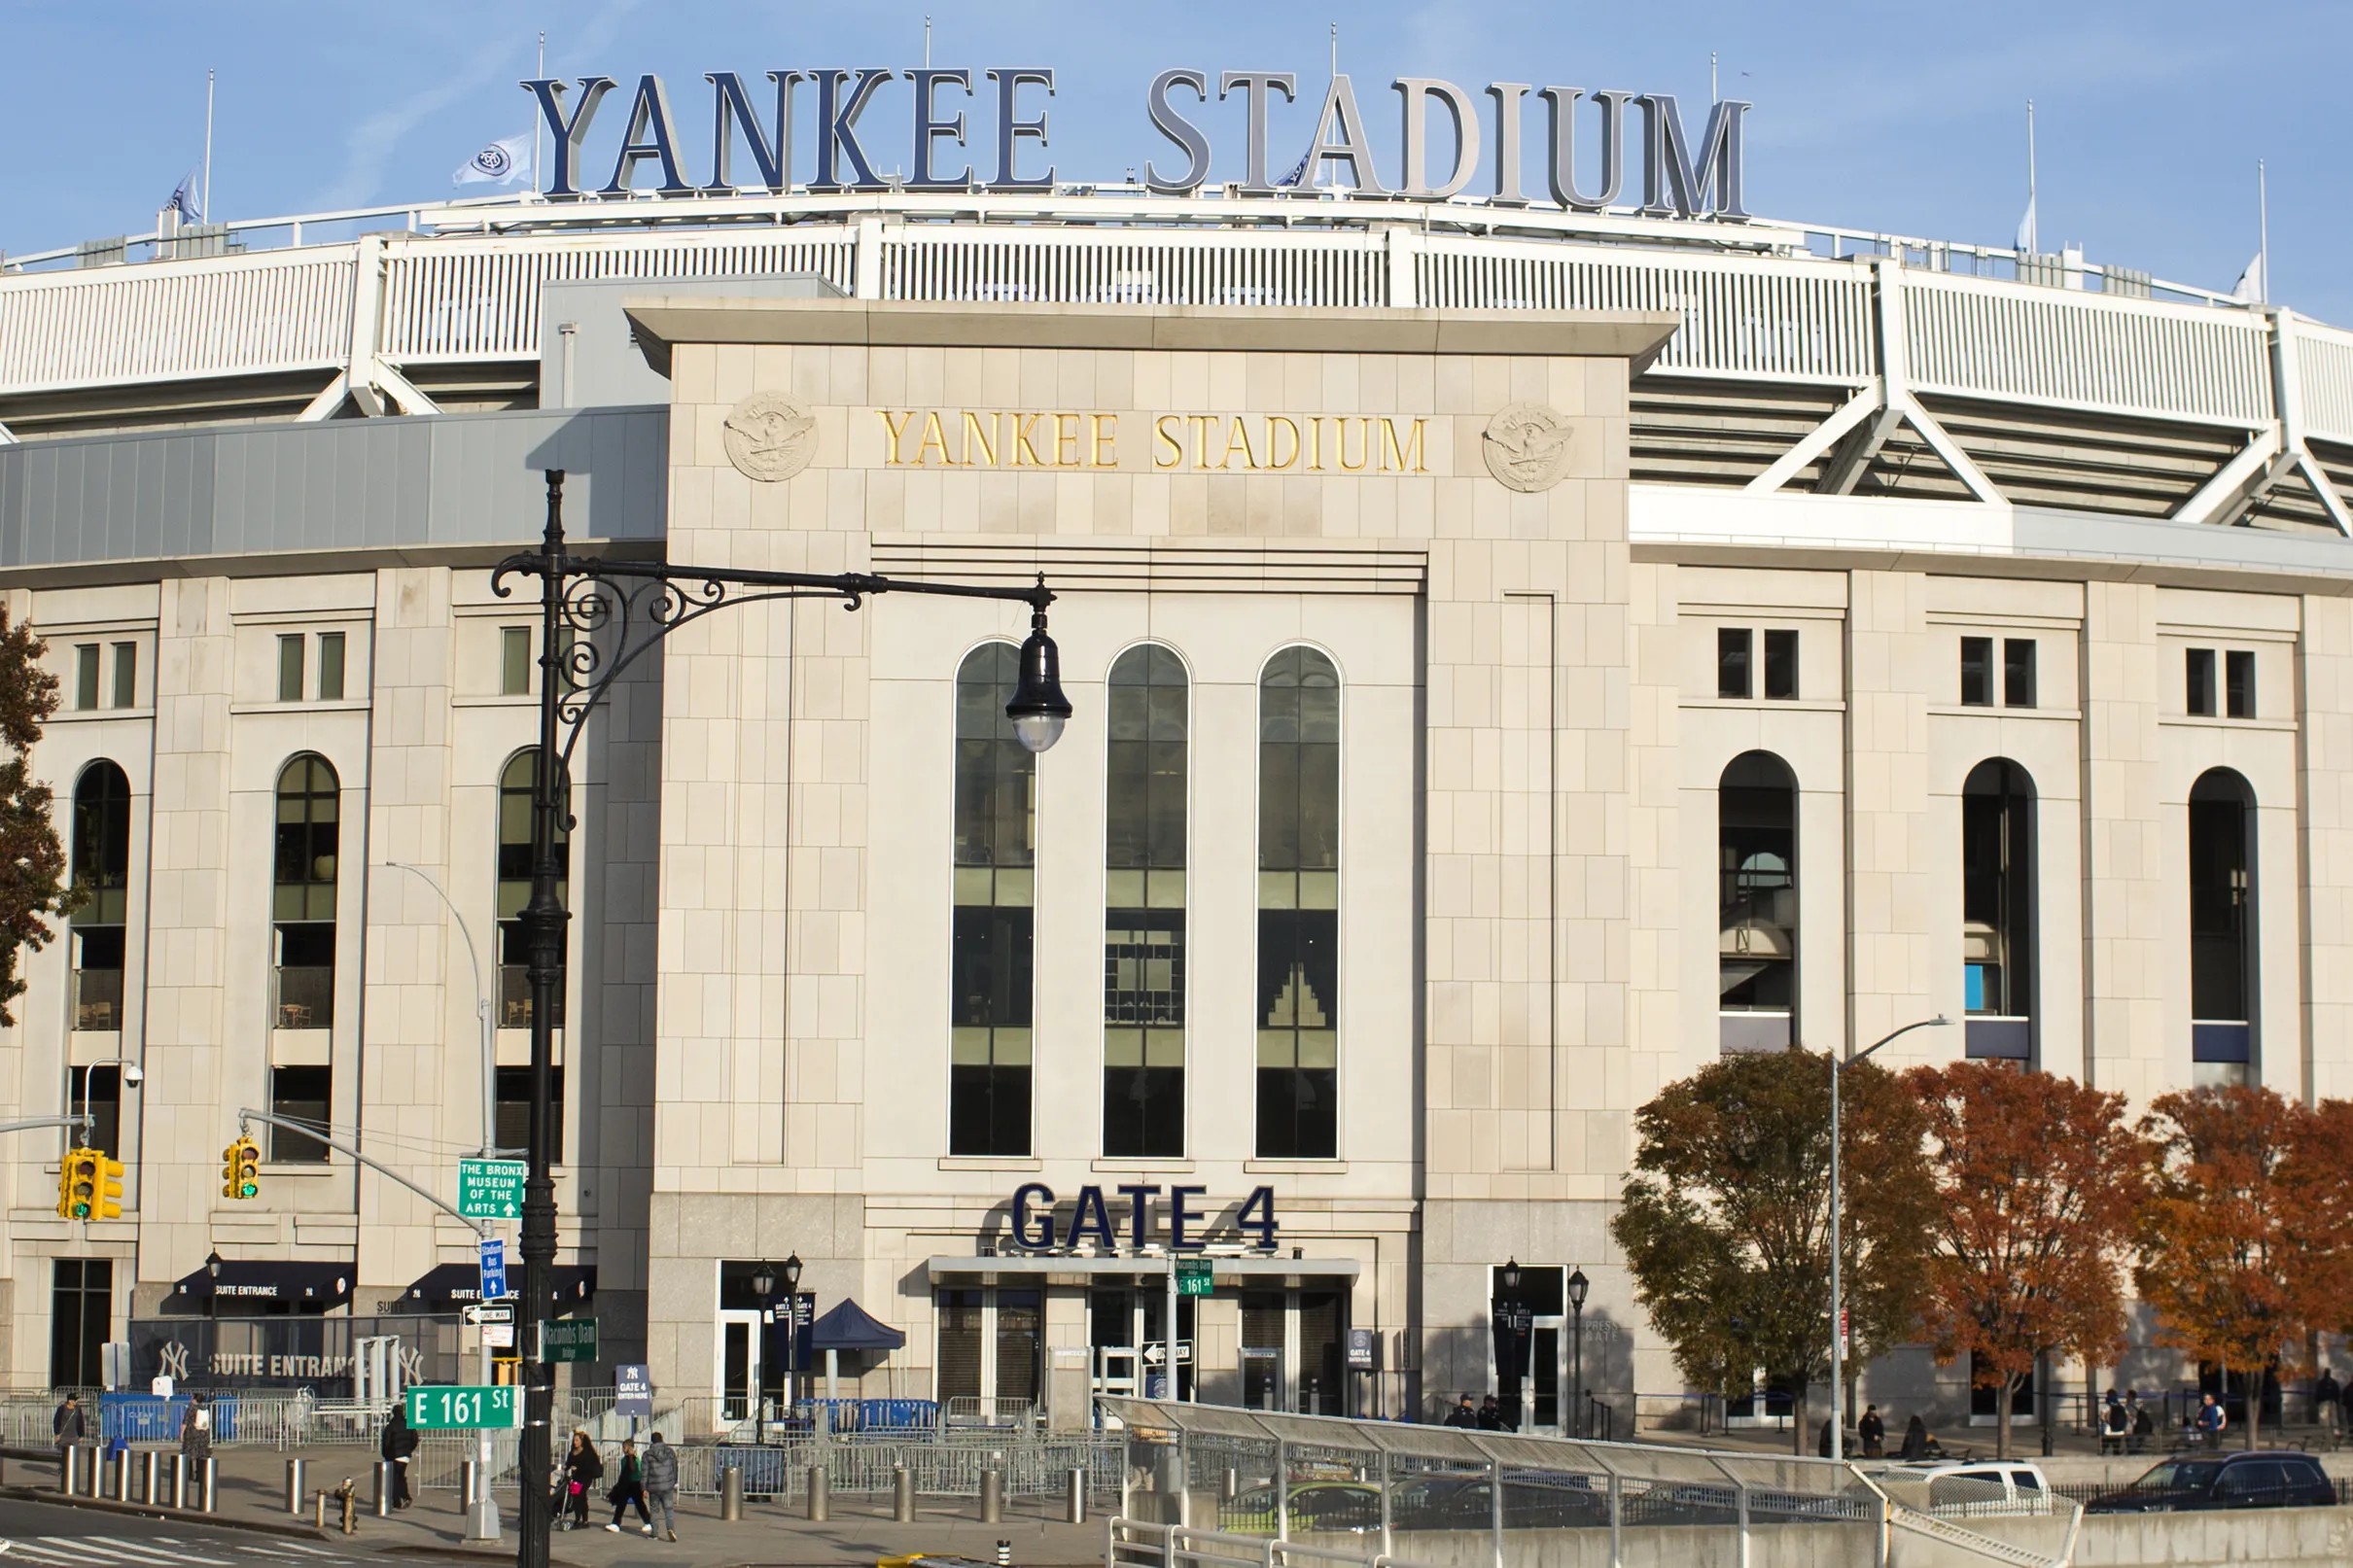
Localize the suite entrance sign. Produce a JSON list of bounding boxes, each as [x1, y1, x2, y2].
[[458, 1160, 526, 1221]]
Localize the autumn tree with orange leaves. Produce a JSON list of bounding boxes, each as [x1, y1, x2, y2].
[[1906, 1063, 2149, 1457], [2134, 1086, 2350, 1448]]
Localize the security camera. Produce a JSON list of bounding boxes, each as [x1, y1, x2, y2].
[[120, 1063, 145, 1088]]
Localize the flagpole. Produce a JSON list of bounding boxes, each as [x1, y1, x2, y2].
[[925, 15, 931, 68], [2023, 98, 2036, 256], [203, 68, 215, 224], [2258, 158, 2269, 305], [1712, 51, 1719, 107], [533, 31, 545, 197]]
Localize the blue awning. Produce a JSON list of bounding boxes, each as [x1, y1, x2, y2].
[[805, 1298, 906, 1352]]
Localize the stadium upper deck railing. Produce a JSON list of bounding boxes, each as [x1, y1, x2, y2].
[[2, 189, 2347, 452]]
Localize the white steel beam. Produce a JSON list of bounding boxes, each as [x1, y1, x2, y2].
[[0, 418, 16, 446], [1819, 405, 1904, 496], [2172, 428, 2283, 526], [2295, 450, 2353, 537], [1894, 394, 2005, 506], [370, 363, 442, 417], [1746, 382, 1881, 495], [297, 371, 351, 422]]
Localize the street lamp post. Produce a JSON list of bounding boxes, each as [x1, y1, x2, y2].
[[1828, 1016, 1951, 1462], [780, 1254, 803, 1430], [204, 1248, 223, 1363], [493, 471, 1070, 1568], [1566, 1268, 1589, 1440], [749, 1261, 776, 1447], [1498, 1259, 1530, 1433]]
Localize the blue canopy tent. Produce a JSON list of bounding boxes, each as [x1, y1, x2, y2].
[[803, 1298, 907, 1402]]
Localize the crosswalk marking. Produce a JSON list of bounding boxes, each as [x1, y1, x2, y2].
[[0, 1543, 376, 1568]]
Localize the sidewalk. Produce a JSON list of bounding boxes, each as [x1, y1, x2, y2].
[[16, 1442, 1110, 1567]]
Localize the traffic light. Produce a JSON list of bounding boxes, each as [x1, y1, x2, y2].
[[62, 1149, 98, 1219], [220, 1136, 260, 1201], [56, 1153, 78, 1217], [94, 1155, 124, 1220]]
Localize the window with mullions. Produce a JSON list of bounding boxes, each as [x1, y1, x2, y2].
[[70, 762, 131, 1033], [1719, 750, 1797, 1051], [952, 644, 1035, 1157], [1962, 759, 2037, 1063], [496, 752, 570, 1030], [2189, 769, 2256, 1086], [272, 755, 338, 1030], [1257, 647, 1340, 1159], [1104, 645, 1187, 1159]]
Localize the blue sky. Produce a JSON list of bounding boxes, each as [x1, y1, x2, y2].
[[4, 1, 2349, 320]]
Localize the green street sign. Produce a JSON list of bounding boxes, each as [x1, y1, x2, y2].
[[543, 1317, 599, 1363], [406, 1384, 520, 1431], [457, 1159, 527, 1221], [1176, 1259, 1214, 1297]]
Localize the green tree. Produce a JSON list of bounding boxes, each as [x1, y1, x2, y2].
[[0, 605, 70, 1026], [1614, 1049, 1935, 1453], [1908, 1063, 2150, 1458]]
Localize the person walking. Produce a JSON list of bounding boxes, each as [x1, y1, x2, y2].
[[179, 1396, 213, 1506], [2314, 1368, 2341, 1439], [2127, 1391, 2154, 1455], [560, 1432, 602, 1531], [2194, 1392, 2228, 1449], [379, 1403, 418, 1510], [642, 1431, 680, 1544], [1443, 1395, 1478, 1429], [1857, 1405, 1885, 1458], [1476, 1395, 1504, 1431], [605, 1437, 653, 1535], [1897, 1413, 1930, 1462], [53, 1392, 85, 1484]]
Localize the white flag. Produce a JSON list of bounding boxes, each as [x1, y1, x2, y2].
[[454, 133, 532, 188], [2014, 193, 2036, 255], [2232, 254, 2265, 304]]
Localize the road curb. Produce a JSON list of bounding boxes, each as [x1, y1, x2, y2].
[[0, 1482, 333, 1540]]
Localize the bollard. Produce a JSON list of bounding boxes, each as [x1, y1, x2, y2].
[[806, 1465, 828, 1522], [201, 1456, 217, 1515], [1066, 1467, 1087, 1525], [56, 1445, 74, 1495], [893, 1465, 915, 1523], [996, 1540, 1011, 1567], [112, 1449, 131, 1502], [336, 1476, 359, 1535], [286, 1456, 307, 1516], [374, 1459, 393, 1517], [720, 1463, 744, 1522], [315, 1489, 329, 1530], [84, 1444, 106, 1499], [143, 1448, 162, 1506], [1222, 1467, 1239, 1501], [461, 1458, 477, 1510], [980, 1467, 1002, 1523], [169, 1453, 187, 1508]]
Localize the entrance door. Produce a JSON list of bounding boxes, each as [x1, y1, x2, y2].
[[1530, 1320, 1563, 1432], [1240, 1347, 1286, 1411], [1090, 1287, 1194, 1401], [717, 1309, 763, 1422]]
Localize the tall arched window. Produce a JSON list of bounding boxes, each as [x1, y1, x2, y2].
[[2189, 768, 2256, 1087], [1719, 751, 1797, 1053], [69, 762, 131, 1034], [1104, 645, 1188, 1158], [951, 643, 1035, 1157], [495, 751, 571, 1159], [272, 755, 339, 1030], [270, 755, 338, 1162], [1962, 759, 2036, 1063], [1257, 646, 1340, 1159]]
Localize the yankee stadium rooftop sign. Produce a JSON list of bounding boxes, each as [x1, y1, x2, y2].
[[526, 66, 1748, 218]]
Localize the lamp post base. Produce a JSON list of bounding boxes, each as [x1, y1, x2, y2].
[[465, 1496, 502, 1543]]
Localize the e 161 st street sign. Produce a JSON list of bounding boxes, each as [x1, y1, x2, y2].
[[407, 1384, 520, 1430], [457, 1160, 527, 1221], [1175, 1259, 1213, 1297]]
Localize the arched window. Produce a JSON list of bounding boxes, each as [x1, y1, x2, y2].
[[271, 754, 338, 1162], [495, 750, 571, 1159], [1104, 645, 1187, 1158], [272, 755, 339, 1030], [2189, 768, 2256, 1086], [496, 750, 571, 1030], [1962, 759, 2036, 1063], [951, 643, 1034, 1157], [69, 762, 131, 1033], [1257, 646, 1340, 1159], [1719, 751, 1797, 1053]]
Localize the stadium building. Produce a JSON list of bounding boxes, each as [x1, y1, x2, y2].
[[4, 76, 2353, 1432]]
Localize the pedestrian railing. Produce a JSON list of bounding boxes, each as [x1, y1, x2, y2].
[[670, 1431, 1126, 1501]]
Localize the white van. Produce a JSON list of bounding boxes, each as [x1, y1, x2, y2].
[[1889, 1461, 2055, 1517]]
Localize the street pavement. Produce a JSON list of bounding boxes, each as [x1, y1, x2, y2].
[[0, 1496, 478, 1564]]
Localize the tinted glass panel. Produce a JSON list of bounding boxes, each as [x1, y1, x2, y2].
[[2189, 775, 2253, 1023], [1763, 629, 1798, 700], [2003, 640, 2036, 709], [269, 1065, 332, 1163], [2226, 649, 2255, 718], [1105, 646, 1187, 1158], [1717, 628, 1752, 700], [1720, 752, 1797, 1017], [495, 752, 571, 1030], [1959, 638, 1993, 707], [1258, 648, 1340, 1158], [1962, 760, 2034, 1022], [111, 644, 136, 709], [2187, 648, 2217, 715], [951, 645, 1034, 1157]]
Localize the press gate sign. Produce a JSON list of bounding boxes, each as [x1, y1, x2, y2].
[[457, 1159, 527, 1220], [406, 1384, 521, 1430]]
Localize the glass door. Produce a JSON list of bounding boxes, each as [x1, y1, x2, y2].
[[717, 1308, 763, 1421]]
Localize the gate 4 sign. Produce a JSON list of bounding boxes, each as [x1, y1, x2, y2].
[[407, 1384, 521, 1430], [458, 1160, 527, 1221]]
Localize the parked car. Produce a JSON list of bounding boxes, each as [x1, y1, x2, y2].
[[2084, 1451, 2336, 1514], [1387, 1474, 1608, 1531], [1221, 1480, 1382, 1534], [1899, 1461, 2055, 1518]]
